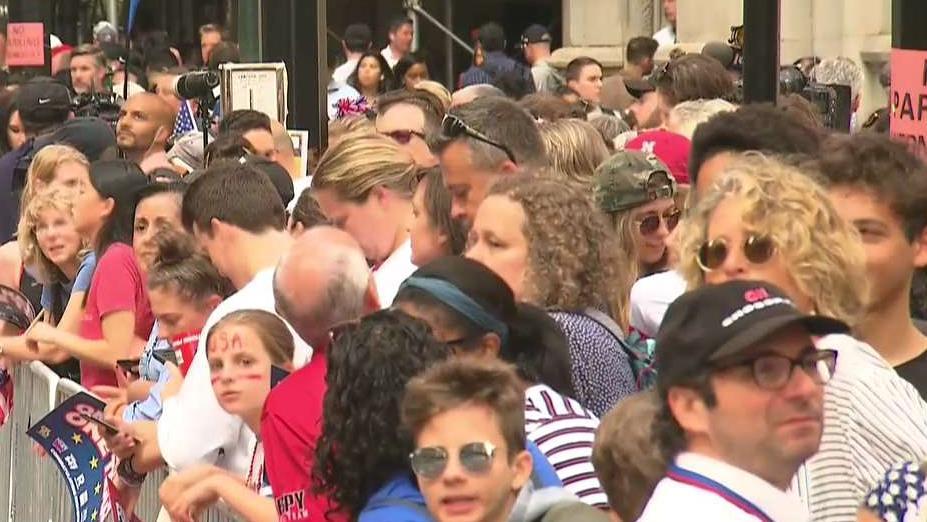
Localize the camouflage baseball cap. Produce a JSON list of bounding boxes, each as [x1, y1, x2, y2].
[[594, 150, 676, 213]]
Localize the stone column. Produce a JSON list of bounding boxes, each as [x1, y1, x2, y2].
[[552, 0, 626, 69]]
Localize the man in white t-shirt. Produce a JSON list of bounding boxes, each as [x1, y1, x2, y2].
[[653, 0, 677, 47], [641, 280, 846, 521], [103, 161, 307, 478], [332, 24, 372, 85], [381, 15, 414, 68]]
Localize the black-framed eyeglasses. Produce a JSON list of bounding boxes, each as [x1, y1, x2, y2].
[[382, 129, 427, 145], [410, 441, 496, 480], [715, 348, 837, 390], [441, 114, 517, 164], [697, 235, 776, 272], [636, 208, 682, 236]]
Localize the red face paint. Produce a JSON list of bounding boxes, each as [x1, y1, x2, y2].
[[240, 373, 264, 381]]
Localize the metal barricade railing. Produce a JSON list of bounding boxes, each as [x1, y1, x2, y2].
[[0, 363, 237, 522]]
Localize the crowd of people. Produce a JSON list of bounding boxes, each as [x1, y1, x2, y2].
[[0, 1, 924, 521]]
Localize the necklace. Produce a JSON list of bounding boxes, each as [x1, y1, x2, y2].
[[246, 439, 264, 492]]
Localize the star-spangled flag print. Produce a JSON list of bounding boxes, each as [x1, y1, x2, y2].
[[27, 392, 139, 522], [172, 99, 198, 140]]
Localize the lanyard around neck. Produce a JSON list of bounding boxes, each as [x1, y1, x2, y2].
[[666, 464, 775, 522]]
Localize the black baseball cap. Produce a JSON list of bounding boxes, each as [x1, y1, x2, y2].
[[655, 280, 848, 391], [521, 24, 552, 45], [14, 77, 71, 123]]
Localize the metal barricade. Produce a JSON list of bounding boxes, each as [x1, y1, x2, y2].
[[0, 362, 236, 521]]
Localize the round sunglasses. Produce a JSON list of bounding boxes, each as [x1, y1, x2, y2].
[[410, 441, 496, 480], [697, 234, 776, 272], [636, 208, 682, 236]]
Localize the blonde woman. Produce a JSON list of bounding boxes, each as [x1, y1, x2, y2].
[[675, 152, 927, 522], [311, 132, 418, 306], [0, 145, 90, 310], [539, 119, 610, 184], [467, 175, 636, 416], [0, 189, 95, 379], [594, 150, 680, 287]]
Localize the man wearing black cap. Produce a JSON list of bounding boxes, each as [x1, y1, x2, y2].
[[0, 78, 72, 243], [521, 24, 561, 94], [332, 23, 372, 85], [639, 280, 845, 521]]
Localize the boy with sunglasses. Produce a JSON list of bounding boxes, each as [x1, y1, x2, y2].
[[642, 280, 845, 521], [402, 358, 607, 522]]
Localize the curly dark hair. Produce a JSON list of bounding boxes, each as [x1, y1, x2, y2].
[[689, 103, 823, 185], [487, 174, 631, 331], [312, 310, 448, 519]]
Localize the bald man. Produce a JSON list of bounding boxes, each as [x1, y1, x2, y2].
[[116, 92, 178, 173], [270, 119, 300, 179], [267, 226, 379, 522]]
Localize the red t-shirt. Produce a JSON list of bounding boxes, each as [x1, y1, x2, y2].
[[262, 344, 347, 522], [78, 243, 154, 389]]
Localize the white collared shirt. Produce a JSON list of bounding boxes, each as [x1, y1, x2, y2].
[[332, 58, 358, 84], [157, 268, 312, 477], [653, 26, 676, 47], [372, 239, 416, 308], [639, 452, 809, 521], [381, 46, 401, 68]]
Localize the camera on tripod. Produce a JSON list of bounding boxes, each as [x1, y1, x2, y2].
[[172, 70, 221, 101]]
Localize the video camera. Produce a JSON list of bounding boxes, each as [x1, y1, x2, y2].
[[72, 92, 122, 127], [173, 70, 220, 100]]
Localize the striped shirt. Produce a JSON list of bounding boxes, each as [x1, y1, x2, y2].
[[791, 334, 927, 522], [524, 384, 608, 509]]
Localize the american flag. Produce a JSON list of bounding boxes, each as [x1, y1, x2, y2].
[[172, 99, 198, 140]]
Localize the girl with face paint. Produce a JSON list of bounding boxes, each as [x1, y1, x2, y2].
[[160, 310, 294, 522]]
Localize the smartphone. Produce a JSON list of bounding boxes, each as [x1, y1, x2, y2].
[[116, 358, 141, 376], [79, 412, 119, 436], [271, 365, 290, 388], [152, 349, 178, 366]]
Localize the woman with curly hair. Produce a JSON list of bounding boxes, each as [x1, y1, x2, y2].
[[673, 153, 927, 522], [312, 309, 448, 521], [0, 188, 92, 380], [467, 175, 637, 416]]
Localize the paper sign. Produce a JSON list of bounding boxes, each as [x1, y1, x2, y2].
[[288, 130, 310, 178], [7, 23, 45, 67], [27, 392, 113, 522], [890, 48, 927, 160]]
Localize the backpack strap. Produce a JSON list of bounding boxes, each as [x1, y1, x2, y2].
[[582, 308, 626, 341]]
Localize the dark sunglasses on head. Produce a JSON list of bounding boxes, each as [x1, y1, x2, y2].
[[637, 208, 681, 236], [715, 348, 837, 390], [441, 114, 517, 164], [697, 234, 776, 272], [382, 129, 427, 145], [410, 441, 496, 480]]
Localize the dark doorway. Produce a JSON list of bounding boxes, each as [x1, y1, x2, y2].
[[326, 0, 562, 89]]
